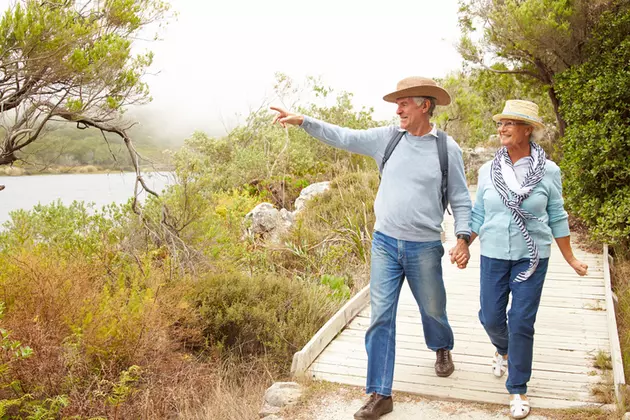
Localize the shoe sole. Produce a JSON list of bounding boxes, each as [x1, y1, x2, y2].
[[435, 365, 455, 377], [353, 405, 393, 419]]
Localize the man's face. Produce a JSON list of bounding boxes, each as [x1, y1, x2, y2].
[[395, 97, 424, 132]]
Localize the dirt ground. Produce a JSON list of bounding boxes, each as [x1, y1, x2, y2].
[[278, 382, 618, 420]]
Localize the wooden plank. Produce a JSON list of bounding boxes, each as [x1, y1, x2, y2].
[[310, 371, 597, 409], [335, 328, 605, 366], [364, 306, 610, 332], [311, 362, 595, 401], [349, 317, 610, 347], [604, 244, 626, 404], [290, 284, 370, 376], [316, 349, 603, 385], [327, 334, 603, 372]]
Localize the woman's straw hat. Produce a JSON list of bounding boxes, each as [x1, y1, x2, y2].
[[383, 76, 451, 105], [493, 100, 545, 130]]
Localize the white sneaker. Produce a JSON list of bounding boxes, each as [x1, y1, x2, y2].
[[492, 352, 508, 377], [510, 394, 530, 419]]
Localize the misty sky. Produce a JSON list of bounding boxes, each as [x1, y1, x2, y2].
[[139, 0, 465, 140], [1, 0, 465, 141]]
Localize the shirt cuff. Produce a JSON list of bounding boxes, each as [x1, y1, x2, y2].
[[470, 222, 481, 234], [550, 219, 570, 238], [300, 115, 312, 128]]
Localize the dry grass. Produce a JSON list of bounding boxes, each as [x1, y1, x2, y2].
[[0, 165, 26, 175], [0, 252, 219, 418], [540, 407, 620, 420], [172, 357, 274, 420], [589, 351, 616, 404], [595, 351, 614, 371], [0, 239, 325, 418], [612, 250, 630, 386]]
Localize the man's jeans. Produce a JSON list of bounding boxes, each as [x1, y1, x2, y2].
[[479, 256, 549, 395], [365, 231, 454, 396]]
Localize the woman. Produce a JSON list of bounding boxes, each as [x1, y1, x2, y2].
[[462, 100, 588, 419]]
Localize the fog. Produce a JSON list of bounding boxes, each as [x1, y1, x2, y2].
[[0, 0, 465, 144]]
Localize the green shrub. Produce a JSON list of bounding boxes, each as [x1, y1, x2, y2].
[[555, 6, 630, 245], [190, 270, 337, 371], [320, 274, 351, 300], [274, 171, 378, 280]]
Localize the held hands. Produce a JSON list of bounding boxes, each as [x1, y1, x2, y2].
[[568, 257, 588, 276], [449, 240, 470, 269], [270, 106, 304, 128]]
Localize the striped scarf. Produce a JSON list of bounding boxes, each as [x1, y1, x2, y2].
[[490, 142, 547, 282]]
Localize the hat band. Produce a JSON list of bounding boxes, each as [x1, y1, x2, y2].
[[502, 111, 542, 123]]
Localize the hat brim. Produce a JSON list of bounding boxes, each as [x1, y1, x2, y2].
[[493, 112, 545, 130], [383, 86, 451, 106]]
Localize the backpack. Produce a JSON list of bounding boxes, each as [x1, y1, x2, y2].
[[379, 129, 449, 214]]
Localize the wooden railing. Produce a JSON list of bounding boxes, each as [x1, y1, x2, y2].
[[604, 244, 626, 405]]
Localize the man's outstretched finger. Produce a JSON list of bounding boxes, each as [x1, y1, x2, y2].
[[270, 106, 286, 114]]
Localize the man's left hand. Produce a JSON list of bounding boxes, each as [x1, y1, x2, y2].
[[449, 241, 470, 269]]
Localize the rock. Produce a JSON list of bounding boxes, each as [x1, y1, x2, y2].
[[623, 412, 630, 420], [279, 208, 295, 225], [294, 181, 331, 212], [244, 203, 293, 242], [259, 404, 281, 418], [261, 416, 282, 420], [259, 382, 303, 418], [244, 182, 331, 243], [245, 203, 281, 235]]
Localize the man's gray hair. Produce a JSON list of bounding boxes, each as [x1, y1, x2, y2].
[[413, 96, 437, 116]]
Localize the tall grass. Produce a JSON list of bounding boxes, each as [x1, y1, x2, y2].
[[612, 249, 630, 386]]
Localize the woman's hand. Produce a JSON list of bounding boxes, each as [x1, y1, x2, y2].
[[568, 257, 588, 276], [449, 242, 470, 269]]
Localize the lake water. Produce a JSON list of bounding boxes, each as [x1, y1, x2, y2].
[[0, 172, 173, 225]]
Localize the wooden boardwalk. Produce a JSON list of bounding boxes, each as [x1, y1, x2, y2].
[[293, 213, 619, 409]]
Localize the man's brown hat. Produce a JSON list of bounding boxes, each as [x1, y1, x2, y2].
[[383, 76, 451, 105]]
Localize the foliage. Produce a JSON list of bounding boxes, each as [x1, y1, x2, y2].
[[0, 202, 172, 417], [555, 6, 630, 245], [0, 302, 34, 417], [320, 274, 351, 301], [457, 0, 622, 135], [434, 67, 553, 148], [0, 200, 120, 259], [173, 75, 385, 201], [0, 0, 170, 166], [0, 72, 390, 416], [272, 171, 378, 282], [13, 123, 172, 172], [190, 270, 337, 371]]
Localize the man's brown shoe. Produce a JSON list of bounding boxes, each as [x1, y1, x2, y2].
[[435, 348, 455, 377], [353, 393, 393, 419]]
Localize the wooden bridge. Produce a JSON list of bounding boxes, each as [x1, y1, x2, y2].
[[292, 212, 624, 410]]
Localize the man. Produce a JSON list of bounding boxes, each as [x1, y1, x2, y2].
[[272, 76, 472, 420]]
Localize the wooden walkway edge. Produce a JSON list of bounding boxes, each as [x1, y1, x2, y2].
[[292, 213, 622, 410], [604, 244, 626, 403]]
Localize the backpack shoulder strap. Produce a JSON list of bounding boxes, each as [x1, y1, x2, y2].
[[436, 129, 449, 213], [380, 130, 405, 175]]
